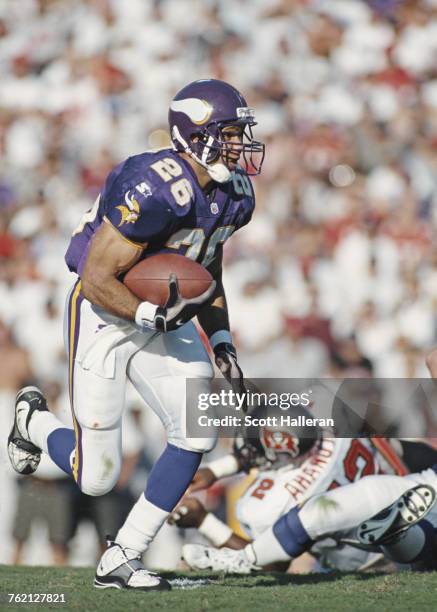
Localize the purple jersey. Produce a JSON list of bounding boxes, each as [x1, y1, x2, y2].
[[65, 148, 254, 276]]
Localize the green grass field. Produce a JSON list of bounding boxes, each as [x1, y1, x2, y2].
[[2, 566, 437, 612]]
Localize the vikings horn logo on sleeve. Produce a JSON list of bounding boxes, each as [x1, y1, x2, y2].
[[116, 190, 141, 226]]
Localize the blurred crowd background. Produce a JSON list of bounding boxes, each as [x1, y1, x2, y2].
[[0, 0, 436, 569]]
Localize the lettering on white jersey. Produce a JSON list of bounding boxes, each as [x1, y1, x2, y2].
[[283, 439, 336, 500]]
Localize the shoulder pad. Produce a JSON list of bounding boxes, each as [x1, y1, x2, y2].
[[142, 152, 195, 216], [103, 159, 183, 245], [228, 169, 254, 200]]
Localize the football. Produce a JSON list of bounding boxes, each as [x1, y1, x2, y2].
[[123, 253, 213, 306]]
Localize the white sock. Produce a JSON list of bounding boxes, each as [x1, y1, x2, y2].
[[382, 525, 426, 563], [27, 411, 65, 454], [115, 494, 169, 554], [246, 527, 292, 566]]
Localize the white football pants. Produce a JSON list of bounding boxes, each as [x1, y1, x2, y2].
[[65, 281, 216, 496], [299, 468, 437, 540]]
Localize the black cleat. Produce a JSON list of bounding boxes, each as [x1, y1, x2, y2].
[[7, 386, 48, 475], [94, 539, 171, 592], [358, 484, 436, 546]]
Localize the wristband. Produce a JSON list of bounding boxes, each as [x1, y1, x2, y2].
[[135, 301, 157, 329], [198, 512, 233, 547], [209, 330, 233, 351], [207, 454, 239, 479]]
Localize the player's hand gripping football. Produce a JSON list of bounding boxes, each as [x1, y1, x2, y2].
[[136, 273, 216, 333], [167, 497, 207, 528], [213, 342, 247, 396]]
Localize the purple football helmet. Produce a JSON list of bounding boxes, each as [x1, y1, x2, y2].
[[169, 79, 265, 182]]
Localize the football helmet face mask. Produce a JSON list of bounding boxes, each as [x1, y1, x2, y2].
[[169, 79, 265, 183], [233, 432, 270, 473]]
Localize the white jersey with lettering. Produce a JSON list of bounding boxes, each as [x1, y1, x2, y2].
[[236, 437, 407, 571]]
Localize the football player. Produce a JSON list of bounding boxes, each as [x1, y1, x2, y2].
[[182, 469, 437, 574], [173, 404, 410, 572], [7, 79, 265, 591], [182, 357, 437, 574]]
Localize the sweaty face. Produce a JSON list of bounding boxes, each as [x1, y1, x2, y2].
[[190, 120, 264, 175], [221, 125, 244, 170], [219, 124, 244, 170]]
